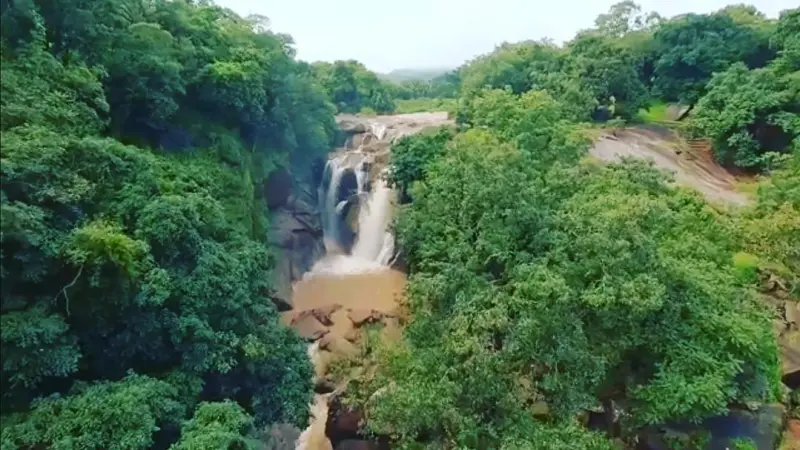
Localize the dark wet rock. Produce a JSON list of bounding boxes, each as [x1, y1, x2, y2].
[[264, 168, 294, 210], [269, 192, 324, 309], [314, 377, 337, 394], [337, 116, 368, 134], [326, 393, 364, 445], [291, 312, 329, 341], [337, 169, 359, 205], [637, 404, 785, 450]]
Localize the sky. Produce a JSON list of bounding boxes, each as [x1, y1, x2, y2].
[[216, 0, 796, 73]]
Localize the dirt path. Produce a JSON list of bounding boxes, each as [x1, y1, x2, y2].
[[591, 127, 749, 206]]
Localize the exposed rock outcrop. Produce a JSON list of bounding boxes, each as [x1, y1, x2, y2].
[[325, 393, 365, 445], [267, 168, 326, 310]]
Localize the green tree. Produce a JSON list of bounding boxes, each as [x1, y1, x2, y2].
[[594, 1, 662, 37], [313, 60, 396, 114], [1, 375, 184, 450], [565, 32, 650, 118], [360, 91, 781, 448], [651, 9, 774, 104], [171, 401, 255, 450], [691, 62, 798, 169], [387, 127, 454, 201], [1, 2, 325, 447]]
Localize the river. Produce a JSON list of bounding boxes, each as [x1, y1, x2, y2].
[[286, 113, 452, 450]]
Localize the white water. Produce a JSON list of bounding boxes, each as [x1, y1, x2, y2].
[[295, 342, 332, 450], [311, 124, 397, 277], [352, 175, 395, 265]]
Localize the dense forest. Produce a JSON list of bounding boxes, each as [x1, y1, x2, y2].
[[357, 2, 800, 449], [0, 0, 798, 449], [0, 0, 338, 447]]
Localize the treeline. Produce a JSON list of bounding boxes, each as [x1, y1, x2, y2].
[[450, 2, 799, 171], [1, 0, 338, 448], [339, 3, 799, 449], [307, 60, 459, 115], [320, 2, 797, 170]]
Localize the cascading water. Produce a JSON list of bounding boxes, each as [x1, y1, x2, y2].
[[310, 139, 396, 276], [351, 175, 395, 265]]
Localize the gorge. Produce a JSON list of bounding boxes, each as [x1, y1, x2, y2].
[[280, 113, 453, 450]]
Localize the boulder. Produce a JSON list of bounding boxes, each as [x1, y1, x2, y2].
[[337, 116, 368, 134], [348, 309, 383, 327], [326, 393, 364, 445], [291, 312, 329, 341], [313, 304, 342, 326], [531, 401, 550, 418], [343, 328, 361, 343], [664, 103, 692, 121], [319, 335, 359, 356]]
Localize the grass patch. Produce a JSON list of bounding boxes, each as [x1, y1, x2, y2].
[[636, 101, 671, 122], [395, 98, 457, 115], [358, 107, 378, 117], [735, 177, 762, 197]]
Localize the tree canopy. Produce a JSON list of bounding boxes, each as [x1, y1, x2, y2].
[[1, 0, 329, 446], [358, 88, 783, 447]]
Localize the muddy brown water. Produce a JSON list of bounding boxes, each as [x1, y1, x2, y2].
[[290, 268, 407, 450]]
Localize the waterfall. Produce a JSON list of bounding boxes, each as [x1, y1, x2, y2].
[[351, 175, 395, 265], [312, 144, 396, 274]]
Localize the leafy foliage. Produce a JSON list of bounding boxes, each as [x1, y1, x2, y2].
[[1, 375, 184, 450], [171, 401, 255, 450], [691, 62, 798, 169], [312, 60, 396, 114], [691, 9, 800, 169], [650, 8, 774, 104], [442, 3, 796, 169], [386, 127, 454, 201], [375, 73, 783, 448], [1, 1, 326, 447]]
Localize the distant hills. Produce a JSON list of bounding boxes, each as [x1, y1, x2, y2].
[[380, 67, 454, 83]]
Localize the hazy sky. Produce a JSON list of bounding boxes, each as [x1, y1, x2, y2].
[[216, 0, 795, 73]]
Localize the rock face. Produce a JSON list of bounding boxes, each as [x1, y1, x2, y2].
[[267, 165, 326, 310], [264, 168, 294, 209], [326, 393, 364, 445]]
